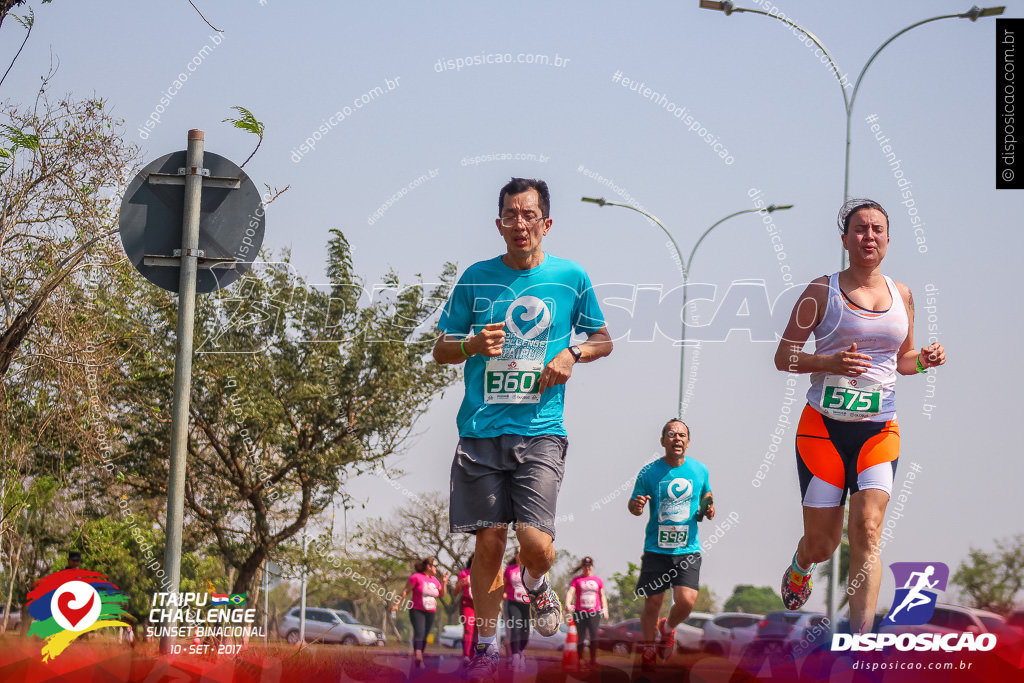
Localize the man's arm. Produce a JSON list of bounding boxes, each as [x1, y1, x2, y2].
[[537, 325, 613, 392], [433, 322, 506, 365]]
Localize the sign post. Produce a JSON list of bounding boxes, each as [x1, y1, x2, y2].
[[118, 129, 266, 654]]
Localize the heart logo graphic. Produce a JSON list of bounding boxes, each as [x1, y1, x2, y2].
[[57, 591, 95, 629], [504, 296, 551, 341]]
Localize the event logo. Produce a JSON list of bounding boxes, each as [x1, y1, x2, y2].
[[886, 562, 948, 625], [26, 569, 129, 661], [505, 296, 551, 340]]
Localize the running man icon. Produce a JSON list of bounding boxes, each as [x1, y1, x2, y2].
[[887, 565, 938, 621], [885, 561, 949, 625]]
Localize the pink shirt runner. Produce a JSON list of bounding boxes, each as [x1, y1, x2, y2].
[[503, 564, 530, 604], [458, 568, 473, 608], [408, 572, 441, 612], [570, 575, 604, 613]]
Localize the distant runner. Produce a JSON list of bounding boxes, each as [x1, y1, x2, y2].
[[394, 557, 448, 669], [628, 420, 714, 673], [773, 199, 947, 634], [455, 554, 477, 666], [503, 551, 531, 672], [565, 556, 609, 670]]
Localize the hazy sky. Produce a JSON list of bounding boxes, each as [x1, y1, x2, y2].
[[6, 0, 1022, 614]]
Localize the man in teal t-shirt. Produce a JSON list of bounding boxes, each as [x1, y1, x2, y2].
[[433, 178, 612, 679], [628, 419, 714, 672]]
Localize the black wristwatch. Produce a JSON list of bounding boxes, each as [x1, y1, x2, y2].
[[568, 345, 582, 363]]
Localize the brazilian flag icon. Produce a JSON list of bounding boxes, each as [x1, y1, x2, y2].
[[229, 594, 246, 606]]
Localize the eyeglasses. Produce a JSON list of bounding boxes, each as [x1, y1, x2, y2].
[[665, 431, 688, 439], [499, 214, 548, 228]]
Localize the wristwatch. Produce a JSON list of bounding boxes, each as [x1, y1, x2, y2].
[[568, 345, 582, 363]]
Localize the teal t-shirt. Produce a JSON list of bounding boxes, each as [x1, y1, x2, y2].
[[438, 254, 605, 438], [631, 457, 711, 555]]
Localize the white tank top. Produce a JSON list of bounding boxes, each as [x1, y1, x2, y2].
[[806, 272, 908, 422]]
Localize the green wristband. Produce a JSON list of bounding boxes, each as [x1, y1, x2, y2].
[[460, 339, 470, 358], [915, 356, 927, 374]]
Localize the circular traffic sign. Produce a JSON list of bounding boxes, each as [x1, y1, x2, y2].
[[118, 150, 265, 293]]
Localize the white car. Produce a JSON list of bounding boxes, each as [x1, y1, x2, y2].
[[675, 611, 713, 651], [278, 607, 385, 646], [700, 612, 763, 658]]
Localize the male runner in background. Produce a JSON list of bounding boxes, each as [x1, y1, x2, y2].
[[628, 420, 714, 673], [434, 177, 612, 679]]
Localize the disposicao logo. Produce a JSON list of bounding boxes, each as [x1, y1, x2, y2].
[[886, 561, 948, 625], [26, 569, 129, 661]]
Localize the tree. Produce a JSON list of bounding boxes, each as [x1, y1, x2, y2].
[[953, 534, 1024, 615], [606, 562, 642, 622], [723, 585, 783, 614], [110, 232, 457, 598], [0, 84, 140, 380], [693, 585, 718, 613], [356, 490, 473, 628]]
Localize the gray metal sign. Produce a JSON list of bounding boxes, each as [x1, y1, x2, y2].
[[119, 150, 265, 293]]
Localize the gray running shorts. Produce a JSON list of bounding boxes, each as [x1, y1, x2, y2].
[[449, 434, 568, 540]]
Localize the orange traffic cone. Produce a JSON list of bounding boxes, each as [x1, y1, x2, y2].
[[562, 617, 579, 670]]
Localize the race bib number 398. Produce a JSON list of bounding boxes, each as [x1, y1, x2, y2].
[[821, 374, 882, 420], [657, 525, 689, 549], [485, 359, 542, 404]]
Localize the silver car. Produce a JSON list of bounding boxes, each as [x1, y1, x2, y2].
[[278, 606, 385, 646], [700, 612, 763, 658]]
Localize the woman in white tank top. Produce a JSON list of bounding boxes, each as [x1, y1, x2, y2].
[[772, 199, 947, 635]]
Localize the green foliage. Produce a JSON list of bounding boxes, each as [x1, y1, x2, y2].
[[223, 105, 264, 167], [693, 585, 718, 613], [606, 562, 642, 621], [109, 234, 458, 597], [723, 584, 783, 614], [953, 534, 1024, 615], [223, 105, 264, 137]]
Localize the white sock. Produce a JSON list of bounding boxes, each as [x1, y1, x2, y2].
[[522, 569, 545, 592]]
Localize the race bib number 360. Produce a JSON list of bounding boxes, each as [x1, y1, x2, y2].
[[657, 525, 688, 549], [821, 374, 882, 420], [485, 359, 542, 404]]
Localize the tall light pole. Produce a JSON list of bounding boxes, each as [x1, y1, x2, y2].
[[699, 2, 1004, 268], [581, 197, 793, 418]]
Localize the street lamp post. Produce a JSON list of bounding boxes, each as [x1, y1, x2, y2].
[[701, 0, 1003, 622], [581, 197, 792, 418], [700, 2, 1004, 268]]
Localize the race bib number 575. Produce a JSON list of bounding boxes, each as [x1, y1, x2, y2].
[[821, 374, 882, 420], [485, 359, 542, 404]]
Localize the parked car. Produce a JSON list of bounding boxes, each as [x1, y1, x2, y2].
[[438, 622, 568, 651], [675, 611, 713, 651], [1007, 609, 1024, 635], [700, 612, 763, 657], [597, 618, 644, 655], [927, 603, 1003, 634], [741, 611, 829, 659], [278, 607, 385, 646], [0, 605, 21, 631]]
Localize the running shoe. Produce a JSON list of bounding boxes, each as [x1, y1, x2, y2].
[[640, 647, 657, 673], [466, 642, 500, 681], [526, 577, 563, 637], [781, 565, 813, 610], [656, 617, 675, 659]]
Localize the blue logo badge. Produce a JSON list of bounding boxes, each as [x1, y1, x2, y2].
[[885, 562, 948, 625]]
